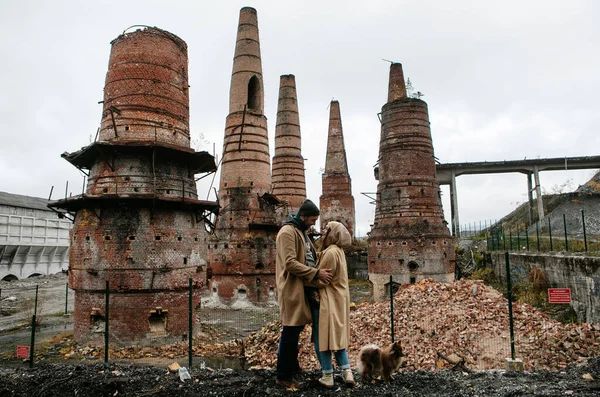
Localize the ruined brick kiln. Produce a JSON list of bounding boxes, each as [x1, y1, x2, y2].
[[368, 63, 455, 300], [271, 74, 307, 215], [208, 8, 293, 304], [49, 27, 218, 342], [320, 100, 356, 239]]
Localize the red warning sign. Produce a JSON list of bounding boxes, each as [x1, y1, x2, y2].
[[548, 288, 571, 304], [16, 345, 29, 359]]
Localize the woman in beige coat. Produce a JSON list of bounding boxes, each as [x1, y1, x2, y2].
[[307, 221, 355, 388]]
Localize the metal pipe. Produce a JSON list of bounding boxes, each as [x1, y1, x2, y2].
[[29, 285, 39, 368], [389, 275, 394, 343], [548, 217, 553, 251], [188, 278, 193, 370], [505, 252, 515, 360], [104, 280, 109, 364], [563, 214, 569, 251], [582, 209, 588, 252], [29, 314, 36, 368]]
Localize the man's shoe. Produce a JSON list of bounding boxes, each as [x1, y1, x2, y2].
[[276, 378, 304, 390]]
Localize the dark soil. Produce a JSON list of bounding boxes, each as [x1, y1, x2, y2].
[[0, 358, 598, 396]]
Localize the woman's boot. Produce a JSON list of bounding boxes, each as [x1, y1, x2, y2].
[[343, 369, 356, 386], [318, 372, 334, 388]]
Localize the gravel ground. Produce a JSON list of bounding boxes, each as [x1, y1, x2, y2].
[[0, 358, 598, 396]]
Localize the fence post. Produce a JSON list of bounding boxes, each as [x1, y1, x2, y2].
[[104, 281, 109, 365], [516, 225, 520, 250], [389, 275, 394, 343], [502, 226, 506, 251], [189, 278, 193, 370], [548, 217, 553, 251], [29, 285, 39, 368], [64, 282, 68, 315], [509, 228, 513, 251], [563, 214, 569, 251], [536, 221, 541, 251], [582, 209, 588, 252], [505, 253, 515, 360]]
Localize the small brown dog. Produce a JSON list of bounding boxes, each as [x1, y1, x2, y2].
[[357, 341, 403, 383]]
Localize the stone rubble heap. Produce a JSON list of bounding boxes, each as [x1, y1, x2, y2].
[[33, 279, 599, 372], [241, 279, 600, 371]]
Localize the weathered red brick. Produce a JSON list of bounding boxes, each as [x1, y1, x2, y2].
[[368, 63, 455, 300], [320, 100, 356, 238]]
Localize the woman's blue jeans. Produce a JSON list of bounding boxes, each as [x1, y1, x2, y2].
[[311, 307, 350, 373]]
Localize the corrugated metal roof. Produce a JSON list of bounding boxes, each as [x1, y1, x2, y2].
[[0, 191, 53, 211]]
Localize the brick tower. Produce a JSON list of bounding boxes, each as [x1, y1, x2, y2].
[[320, 100, 356, 238], [272, 75, 307, 214], [367, 63, 454, 301], [49, 27, 218, 342], [208, 7, 279, 303]]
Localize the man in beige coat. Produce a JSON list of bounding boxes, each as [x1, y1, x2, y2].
[[275, 199, 333, 389]]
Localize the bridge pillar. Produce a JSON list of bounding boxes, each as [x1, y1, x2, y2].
[[533, 165, 545, 221], [450, 171, 460, 237], [527, 173, 535, 224]]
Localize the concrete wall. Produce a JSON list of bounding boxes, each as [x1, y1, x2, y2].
[[489, 252, 600, 323], [0, 204, 71, 280]]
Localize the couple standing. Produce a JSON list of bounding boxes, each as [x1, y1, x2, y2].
[[275, 199, 355, 389]]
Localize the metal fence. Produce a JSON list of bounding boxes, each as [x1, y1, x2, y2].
[[381, 258, 599, 371], [460, 210, 600, 253], [0, 279, 278, 370], [1, 267, 598, 372]]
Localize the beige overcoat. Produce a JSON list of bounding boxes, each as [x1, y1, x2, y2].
[[275, 223, 319, 326], [308, 221, 352, 352]]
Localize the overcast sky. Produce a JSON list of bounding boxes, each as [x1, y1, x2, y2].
[[1, 0, 599, 237]]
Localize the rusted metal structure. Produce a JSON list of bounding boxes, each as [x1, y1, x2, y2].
[[320, 100, 356, 238], [272, 74, 307, 214], [208, 7, 280, 303], [368, 63, 454, 300], [49, 27, 218, 342]]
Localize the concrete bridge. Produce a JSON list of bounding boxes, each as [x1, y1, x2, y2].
[[436, 156, 600, 237]]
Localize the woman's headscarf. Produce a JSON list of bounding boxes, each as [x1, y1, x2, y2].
[[321, 221, 352, 250]]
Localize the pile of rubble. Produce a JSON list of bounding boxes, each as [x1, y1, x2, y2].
[[240, 279, 600, 371], [28, 279, 599, 372]]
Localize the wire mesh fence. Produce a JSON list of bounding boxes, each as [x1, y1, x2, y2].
[[0, 265, 598, 372], [459, 210, 600, 253]]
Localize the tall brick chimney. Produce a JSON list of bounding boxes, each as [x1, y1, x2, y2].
[[208, 7, 279, 303], [367, 63, 455, 301], [272, 75, 307, 214], [320, 100, 356, 238], [49, 27, 218, 342]]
